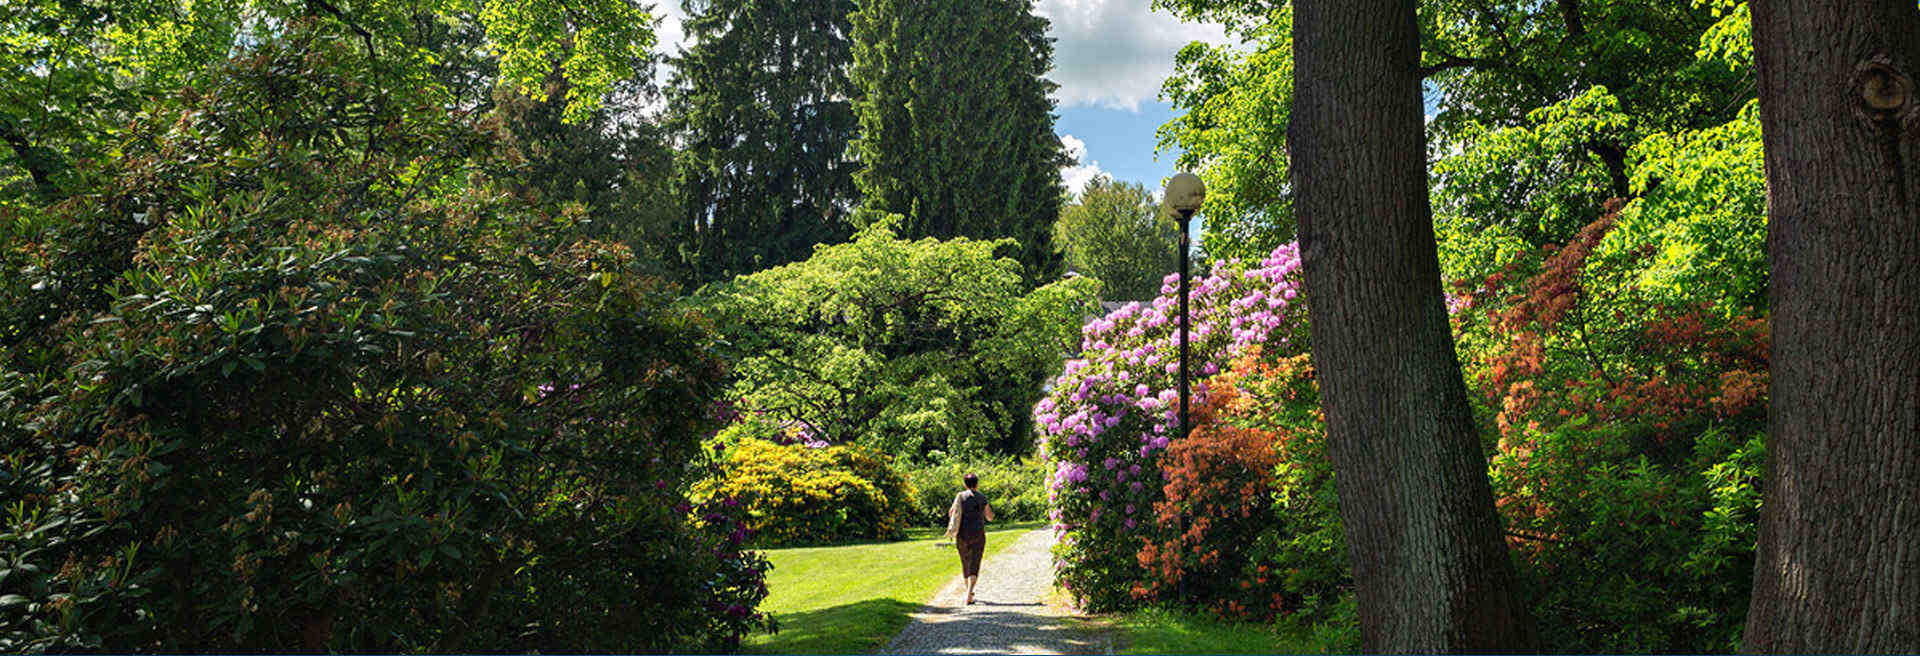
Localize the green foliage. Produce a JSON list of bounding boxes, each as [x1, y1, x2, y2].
[[478, 0, 656, 123], [1432, 87, 1635, 283], [495, 75, 683, 278], [1154, 2, 1295, 261], [702, 219, 1100, 457], [1, 0, 659, 211], [1, 0, 237, 204], [1605, 101, 1768, 311], [848, 0, 1069, 282], [1052, 176, 1180, 302], [668, 0, 860, 284], [1420, 0, 1750, 138], [1490, 425, 1764, 652], [900, 456, 1049, 527], [694, 439, 916, 547], [1451, 202, 1769, 652], [0, 33, 767, 652], [1421, 0, 1751, 283]]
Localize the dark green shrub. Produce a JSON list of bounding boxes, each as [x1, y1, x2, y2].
[[902, 455, 1049, 527], [0, 29, 769, 652], [693, 438, 916, 546]]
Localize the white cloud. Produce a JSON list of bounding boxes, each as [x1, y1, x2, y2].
[[652, 3, 689, 76], [653, 2, 1232, 114], [1036, 0, 1234, 112], [1059, 134, 1109, 196]]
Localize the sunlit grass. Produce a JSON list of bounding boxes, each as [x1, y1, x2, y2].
[[743, 522, 1043, 654], [1110, 605, 1358, 655]]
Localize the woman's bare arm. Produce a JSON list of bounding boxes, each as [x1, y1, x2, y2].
[[984, 503, 996, 522]]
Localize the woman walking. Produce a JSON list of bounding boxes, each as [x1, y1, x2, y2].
[[945, 473, 995, 604]]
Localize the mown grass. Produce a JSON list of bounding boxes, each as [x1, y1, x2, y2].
[[1109, 605, 1358, 655], [742, 522, 1044, 654]]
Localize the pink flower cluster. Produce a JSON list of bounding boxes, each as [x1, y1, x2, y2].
[[1037, 243, 1308, 580]]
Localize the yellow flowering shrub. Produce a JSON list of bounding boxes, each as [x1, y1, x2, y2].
[[694, 439, 916, 546]]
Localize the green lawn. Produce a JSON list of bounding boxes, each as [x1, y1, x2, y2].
[[1109, 605, 1358, 655], [743, 522, 1044, 654]]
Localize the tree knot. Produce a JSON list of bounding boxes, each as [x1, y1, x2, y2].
[[1855, 56, 1914, 117]]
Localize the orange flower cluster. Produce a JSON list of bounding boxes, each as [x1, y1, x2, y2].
[[1131, 349, 1343, 622]]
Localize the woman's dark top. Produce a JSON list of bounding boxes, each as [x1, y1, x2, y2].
[[957, 489, 990, 538]]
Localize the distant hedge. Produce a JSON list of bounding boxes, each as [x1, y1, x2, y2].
[[901, 457, 1050, 528]]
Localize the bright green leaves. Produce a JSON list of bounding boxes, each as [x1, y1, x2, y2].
[[1603, 100, 1767, 312], [704, 219, 1100, 458], [1155, 2, 1295, 262], [1432, 87, 1635, 284], [1052, 176, 1179, 302], [480, 0, 656, 124], [1694, 0, 1752, 73]]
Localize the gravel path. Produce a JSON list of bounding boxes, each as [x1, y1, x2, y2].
[[881, 528, 1110, 655]]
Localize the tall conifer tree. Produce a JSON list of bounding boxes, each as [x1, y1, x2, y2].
[[670, 0, 860, 283], [848, 0, 1068, 282]]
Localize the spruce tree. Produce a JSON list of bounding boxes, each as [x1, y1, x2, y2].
[[848, 0, 1068, 283], [670, 0, 860, 283]]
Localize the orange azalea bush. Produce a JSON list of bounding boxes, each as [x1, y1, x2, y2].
[[1451, 205, 1768, 652], [1135, 350, 1347, 623]]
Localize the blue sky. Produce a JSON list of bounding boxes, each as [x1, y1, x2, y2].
[[1031, 0, 1232, 197], [1056, 100, 1186, 196]]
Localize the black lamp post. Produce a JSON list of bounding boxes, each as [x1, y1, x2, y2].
[[1163, 173, 1206, 443]]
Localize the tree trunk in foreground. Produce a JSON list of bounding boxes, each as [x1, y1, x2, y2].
[[1289, 0, 1536, 651], [1743, 2, 1920, 652]]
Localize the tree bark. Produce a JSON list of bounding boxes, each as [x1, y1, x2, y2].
[[1743, 2, 1920, 652], [1290, 0, 1535, 651]]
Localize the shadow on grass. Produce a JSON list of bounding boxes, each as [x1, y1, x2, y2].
[[743, 597, 925, 655]]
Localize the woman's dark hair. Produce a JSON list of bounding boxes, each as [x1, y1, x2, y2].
[[963, 473, 979, 489]]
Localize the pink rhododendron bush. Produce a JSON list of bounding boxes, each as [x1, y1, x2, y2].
[[1037, 243, 1309, 611]]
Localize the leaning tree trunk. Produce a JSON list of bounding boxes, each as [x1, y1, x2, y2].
[[1289, 0, 1536, 651], [1743, 2, 1920, 652]]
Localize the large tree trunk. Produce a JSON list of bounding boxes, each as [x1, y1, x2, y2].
[[1743, 2, 1920, 652], [1290, 0, 1535, 651]]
